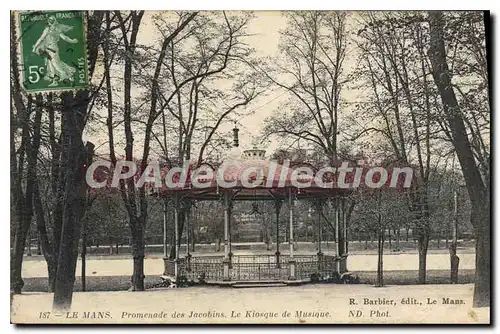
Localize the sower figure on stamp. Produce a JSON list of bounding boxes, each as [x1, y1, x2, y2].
[[32, 16, 78, 87]]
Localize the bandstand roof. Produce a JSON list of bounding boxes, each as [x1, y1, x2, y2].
[[153, 150, 353, 201]]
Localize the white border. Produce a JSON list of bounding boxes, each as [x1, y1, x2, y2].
[[5, 1, 499, 10]]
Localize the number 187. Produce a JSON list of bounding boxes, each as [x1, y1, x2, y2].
[[39, 311, 51, 319]]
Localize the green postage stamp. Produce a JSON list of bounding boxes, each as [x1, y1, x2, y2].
[[17, 11, 89, 93]]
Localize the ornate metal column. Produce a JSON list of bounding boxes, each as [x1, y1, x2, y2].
[[274, 199, 283, 268], [229, 201, 233, 267], [340, 198, 348, 273], [288, 188, 296, 280], [223, 191, 232, 281], [185, 199, 192, 270], [163, 198, 168, 259], [174, 194, 180, 280], [265, 211, 272, 251], [316, 199, 324, 271], [336, 197, 346, 273]]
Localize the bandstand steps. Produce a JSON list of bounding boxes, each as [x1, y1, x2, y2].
[[232, 281, 287, 288]]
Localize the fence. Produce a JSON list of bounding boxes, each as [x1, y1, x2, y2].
[[183, 256, 224, 282], [167, 254, 341, 283], [163, 259, 180, 276]]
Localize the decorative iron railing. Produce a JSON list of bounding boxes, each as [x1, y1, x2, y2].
[[166, 254, 343, 283], [183, 256, 224, 282], [283, 255, 318, 263], [321, 255, 340, 279], [293, 255, 340, 280], [230, 256, 289, 281], [163, 258, 179, 276]]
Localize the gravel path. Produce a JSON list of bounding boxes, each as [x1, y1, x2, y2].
[[22, 252, 476, 278]]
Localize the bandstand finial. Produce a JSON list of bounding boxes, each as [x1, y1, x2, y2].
[[251, 135, 260, 149], [232, 123, 239, 148]]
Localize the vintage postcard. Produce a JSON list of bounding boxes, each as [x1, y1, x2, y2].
[[10, 10, 491, 324]]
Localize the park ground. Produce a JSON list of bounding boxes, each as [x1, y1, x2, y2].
[[20, 241, 477, 292], [13, 242, 489, 324], [11, 284, 490, 324]]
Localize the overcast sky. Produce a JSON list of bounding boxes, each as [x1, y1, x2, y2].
[[89, 11, 364, 160]]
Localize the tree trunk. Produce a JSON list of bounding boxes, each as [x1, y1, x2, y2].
[[109, 237, 114, 255], [129, 215, 145, 291], [11, 94, 41, 294], [417, 234, 429, 284], [52, 93, 93, 311], [81, 227, 87, 292], [49, 10, 102, 303], [472, 203, 490, 306], [376, 229, 384, 287], [414, 192, 430, 284], [449, 190, 460, 284], [428, 11, 490, 307], [191, 214, 196, 252], [396, 228, 400, 249], [9, 12, 28, 295], [26, 231, 32, 256], [37, 235, 42, 255], [34, 178, 57, 292], [11, 214, 32, 293], [114, 11, 146, 292], [52, 164, 88, 311], [449, 238, 459, 284]]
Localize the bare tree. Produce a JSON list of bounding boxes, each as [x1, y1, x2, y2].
[[108, 10, 253, 290], [145, 12, 266, 258], [262, 11, 348, 163], [353, 12, 448, 283], [107, 9, 261, 289], [10, 10, 106, 309], [10, 25, 41, 291], [427, 10, 490, 308]]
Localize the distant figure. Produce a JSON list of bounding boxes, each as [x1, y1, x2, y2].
[[32, 16, 78, 87]]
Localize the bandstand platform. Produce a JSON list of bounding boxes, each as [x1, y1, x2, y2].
[[155, 141, 352, 287], [162, 253, 348, 286]]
